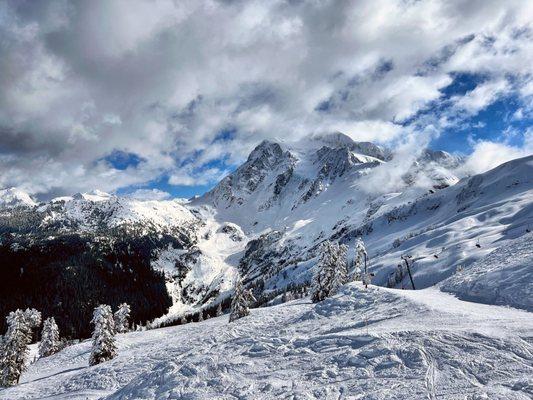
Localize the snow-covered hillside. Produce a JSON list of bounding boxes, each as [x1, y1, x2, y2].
[[3, 283, 532, 399], [0, 188, 244, 327], [0, 188, 37, 208], [40, 190, 199, 233], [441, 232, 533, 311]]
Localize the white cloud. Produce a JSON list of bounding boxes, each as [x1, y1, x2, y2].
[[357, 124, 438, 194], [168, 166, 229, 187], [0, 0, 531, 196], [460, 130, 533, 175], [125, 188, 171, 201], [452, 79, 510, 115]]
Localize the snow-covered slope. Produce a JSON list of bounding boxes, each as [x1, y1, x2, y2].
[[151, 208, 247, 319], [4, 283, 532, 399], [0, 188, 244, 326], [440, 232, 533, 311], [39, 190, 198, 233], [0, 187, 37, 208]]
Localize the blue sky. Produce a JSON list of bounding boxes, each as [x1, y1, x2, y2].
[[426, 73, 531, 153], [0, 1, 531, 200]]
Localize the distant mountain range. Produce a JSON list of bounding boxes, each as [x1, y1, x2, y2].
[[1, 132, 531, 335]]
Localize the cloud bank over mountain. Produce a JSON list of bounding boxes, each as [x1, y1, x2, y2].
[[0, 0, 531, 198]]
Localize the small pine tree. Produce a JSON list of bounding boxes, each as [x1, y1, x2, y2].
[[351, 237, 367, 281], [89, 305, 117, 366], [216, 303, 223, 317], [281, 291, 288, 303], [0, 308, 41, 387], [114, 303, 131, 333], [38, 317, 60, 358], [229, 277, 256, 322], [198, 312, 204, 322]]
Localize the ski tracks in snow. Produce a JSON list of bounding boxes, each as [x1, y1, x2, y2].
[[3, 283, 533, 399]]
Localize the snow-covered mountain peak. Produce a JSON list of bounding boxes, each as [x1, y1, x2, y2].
[[246, 139, 285, 162], [71, 189, 114, 202], [31, 190, 199, 235], [310, 131, 356, 148], [195, 134, 461, 231], [0, 187, 37, 208], [286, 132, 390, 161], [418, 149, 462, 169]]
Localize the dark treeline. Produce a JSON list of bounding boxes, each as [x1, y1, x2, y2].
[[0, 232, 174, 338]]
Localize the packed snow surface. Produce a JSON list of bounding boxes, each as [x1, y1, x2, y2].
[[4, 283, 532, 399]]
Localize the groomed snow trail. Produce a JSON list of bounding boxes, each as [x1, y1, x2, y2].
[[2, 284, 532, 399]]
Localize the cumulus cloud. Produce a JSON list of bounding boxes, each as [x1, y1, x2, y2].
[[460, 129, 533, 175], [169, 166, 230, 186], [451, 78, 510, 115], [125, 188, 171, 201], [0, 0, 531, 197]]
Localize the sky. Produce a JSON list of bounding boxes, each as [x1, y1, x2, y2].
[[0, 0, 532, 200]]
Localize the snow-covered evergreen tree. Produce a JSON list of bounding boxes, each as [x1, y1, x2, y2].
[[0, 310, 27, 387], [89, 305, 117, 366], [229, 277, 255, 322], [351, 237, 367, 281], [331, 243, 349, 294], [0, 308, 41, 387], [311, 241, 348, 302], [38, 317, 60, 358], [216, 303, 223, 317], [198, 312, 204, 322], [311, 242, 332, 302], [114, 303, 131, 334]]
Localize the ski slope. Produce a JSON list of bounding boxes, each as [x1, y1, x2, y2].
[[4, 283, 532, 399], [440, 232, 533, 311]]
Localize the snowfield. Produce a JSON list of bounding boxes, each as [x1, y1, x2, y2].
[[441, 233, 533, 311], [3, 283, 532, 400]]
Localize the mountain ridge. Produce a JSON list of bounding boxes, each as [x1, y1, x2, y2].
[[0, 135, 531, 330]]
